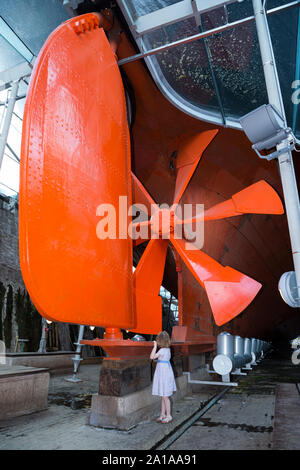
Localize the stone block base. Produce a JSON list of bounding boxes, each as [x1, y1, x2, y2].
[[99, 358, 151, 396], [87, 374, 190, 430], [5, 352, 75, 374], [0, 365, 49, 420]]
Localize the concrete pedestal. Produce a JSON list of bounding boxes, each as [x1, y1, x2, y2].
[[0, 365, 49, 420], [99, 358, 151, 396], [88, 374, 190, 430], [5, 352, 75, 374]]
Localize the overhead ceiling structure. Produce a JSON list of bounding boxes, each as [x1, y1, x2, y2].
[[116, 0, 300, 134], [1, 0, 300, 197], [0, 0, 71, 196]]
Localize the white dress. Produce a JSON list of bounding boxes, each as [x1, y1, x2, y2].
[[152, 348, 177, 397]]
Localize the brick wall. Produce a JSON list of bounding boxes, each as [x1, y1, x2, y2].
[[0, 194, 26, 351]]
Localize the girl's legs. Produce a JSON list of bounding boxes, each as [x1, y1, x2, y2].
[[164, 396, 171, 418], [157, 397, 166, 421], [161, 397, 166, 417], [161, 396, 172, 422]]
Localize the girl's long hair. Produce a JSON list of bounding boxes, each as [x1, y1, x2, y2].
[[156, 330, 171, 348]]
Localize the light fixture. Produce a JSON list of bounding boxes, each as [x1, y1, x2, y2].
[[89, 326, 95, 331], [278, 271, 300, 308], [46, 319, 52, 324], [239, 104, 296, 161]]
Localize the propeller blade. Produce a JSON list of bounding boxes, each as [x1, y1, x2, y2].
[[231, 180, 284, 214], [131, 220, 151, 247], [131, 239, 168, 334], [173, 129, 218, 205], [170, 236, 262, 326], [174, 180, 284, 226], [205, 180, 284, 220], [132, 171, 158, 214], [133, 238, 168, 293], [131, 173, 159, 247]]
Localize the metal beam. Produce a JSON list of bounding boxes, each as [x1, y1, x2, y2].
[[252, 0, 300, 301], [6, 143, 20, 163], [0, 61, 33, 86]]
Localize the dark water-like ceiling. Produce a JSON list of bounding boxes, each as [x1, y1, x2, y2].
[[118, 0, 300, 136]]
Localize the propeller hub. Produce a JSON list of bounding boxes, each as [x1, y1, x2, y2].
[[150, 208, 175, 238]]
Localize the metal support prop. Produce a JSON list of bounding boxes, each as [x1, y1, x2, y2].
[[184, 371, 238, 387], [253, 0, 300, 300], [65, 324, 85, 383], [0, 80, 19, 171], [38, 318, 47, 353]]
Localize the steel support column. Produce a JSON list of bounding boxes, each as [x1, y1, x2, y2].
[[253, 0, 300, 301]]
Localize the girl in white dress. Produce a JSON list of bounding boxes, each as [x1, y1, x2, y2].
[[150, 331, 176, 423]]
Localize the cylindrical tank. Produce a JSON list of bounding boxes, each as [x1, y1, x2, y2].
[[257, 339, 263, 357], [217, 332, 234, 357], [243, 338, 252, 364], [251, 338, 258, 364], [213, 332, 234, 376], [233, 335, 245, 369]]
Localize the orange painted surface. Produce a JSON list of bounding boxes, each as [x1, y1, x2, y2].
[[80, 336, 216, 358], [131, 129, 283, 327], [19, 14, 134, 329], [117, 27, 293, 341], [19, 11, 296, 348]]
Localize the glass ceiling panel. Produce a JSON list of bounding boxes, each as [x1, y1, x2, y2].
[[143, 17, 223, 117], [119, 0, 300, 133], [124, 0, 183, 21], [0, 35, 24, 73], [0, 0, 70, 56], [268, 5, 299, 135], [205, 21, 268, 119]]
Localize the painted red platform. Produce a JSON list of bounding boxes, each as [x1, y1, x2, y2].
[[80, 334, 216, 359]]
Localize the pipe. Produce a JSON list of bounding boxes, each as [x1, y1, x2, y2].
[[66, 324, 85, 383], [252, 0, 300, 300]]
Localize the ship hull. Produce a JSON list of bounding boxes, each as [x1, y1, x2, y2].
[[118, 34, 300, 342]]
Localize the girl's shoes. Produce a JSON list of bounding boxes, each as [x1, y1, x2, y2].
[[161, 416, 172, 424], [156, 415, 166, 422]]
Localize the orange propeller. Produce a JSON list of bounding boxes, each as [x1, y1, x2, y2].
[[132, 130, 284, 328]]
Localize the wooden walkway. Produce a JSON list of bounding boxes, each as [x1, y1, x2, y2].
[[273, 383, 300, 450]]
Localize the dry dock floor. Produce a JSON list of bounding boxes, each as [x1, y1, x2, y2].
[[0, 349, 299, 451]]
